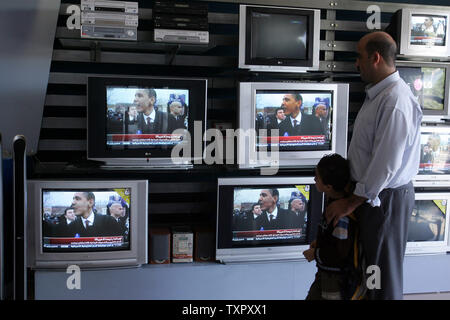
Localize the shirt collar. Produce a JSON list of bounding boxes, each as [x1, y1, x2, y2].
[[82, 211, 95, 225], [268, 206, 278, 219], [290, 113, 302, 126], [365, 71, 400, 101], [144, 109, 156, 121]]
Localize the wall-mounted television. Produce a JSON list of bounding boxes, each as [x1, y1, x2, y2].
[[397, 61, 450, 121], [414, 124, 450, 182], [397, 8, 450, 57], [238, 82, 348, 169], [27, 180, 148, 269], [406, 185, 450, 255], [238, 5, 320, 73], [216, 177, 324, 263], [87, 76, 207, 168]]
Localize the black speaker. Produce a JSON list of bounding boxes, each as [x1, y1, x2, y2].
[[194, 227, 215, 262], [13, 135, 26, 300], [149, 228, 171, 264]]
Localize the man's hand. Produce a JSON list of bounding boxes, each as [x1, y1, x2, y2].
[[303, 248, 315, 262], [325, 194, 366, 227]]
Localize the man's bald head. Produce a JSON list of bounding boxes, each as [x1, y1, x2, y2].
[[360, 31, 397, 67]]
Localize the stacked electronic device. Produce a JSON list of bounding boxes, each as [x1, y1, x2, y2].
[[393, 9, 450, 255], [80, 0, 139, 41], [23, 4, 450, 272], [153, 1, 209, 44]]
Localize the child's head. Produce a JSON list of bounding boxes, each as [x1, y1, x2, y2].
[[314, 153, 351, 196]]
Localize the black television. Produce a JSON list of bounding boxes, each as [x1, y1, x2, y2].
[[87, 76, 207, 168], [238, 5, 320, 73], [216, 177, 324, 263]]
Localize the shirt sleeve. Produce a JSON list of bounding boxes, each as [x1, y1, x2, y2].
[[353, 105, 409, 207]]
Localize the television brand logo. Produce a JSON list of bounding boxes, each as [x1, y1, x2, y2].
[[170, 121, 280, 175], [366, 5, 381, 30], [66, 265, 81, 290]]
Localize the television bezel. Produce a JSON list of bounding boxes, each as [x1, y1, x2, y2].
[[238, 4, 320, 73], [406, 183, 450, 256], [238, 82, 348, 169], [414, 124, 450, 182], [87, 75, 208, 168], [27, 179, 148, 269], [396, 60, 450, 121], [216, 176, 324, 264], [398, 8, 450, 57]]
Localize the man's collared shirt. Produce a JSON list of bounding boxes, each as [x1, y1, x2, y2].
[[143, 109, 156, 124], [290, 112, 302, 127], [348, 71, 423, 207], [81, 211, 95, 228]]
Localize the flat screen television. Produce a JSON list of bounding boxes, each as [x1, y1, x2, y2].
[[216, 177, 324, 263], [398, 8, 450, 57], [238, 5, 320, 73], [238, 82, 348, 169], [406, 186, 450, 255], [414, 124, 450, 182], [87, 76, 207, 168], [397, 61, 450, 121], [27, 180, 148, 269]]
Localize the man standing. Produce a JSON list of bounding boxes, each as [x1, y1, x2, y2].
[[134, 88, 168, 134], [326, 31, 423, 300]]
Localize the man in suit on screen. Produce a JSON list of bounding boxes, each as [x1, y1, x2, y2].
[[134, 88, 168, 134], [258, 189, 291, 230], [68, 192, 123, 238], [278, 93, 324, 137]]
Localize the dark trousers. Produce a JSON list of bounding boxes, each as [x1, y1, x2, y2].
[[356, 181, 415, 300]]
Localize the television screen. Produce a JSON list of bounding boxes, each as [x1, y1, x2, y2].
[[42, 188, 131, 252], [106, 86, 189, 148], [408, 198, 447, 242], [410, 14, 447, 47], [239, 5, 320, 73], [250, 11, 308, 61], [418, 126, 450, 176], [397, 66, 446, 111], [87, 77, 207, 167], [232, 185, 310, 245], [216, 177, 324, 263], [255, 90, 333, 152]]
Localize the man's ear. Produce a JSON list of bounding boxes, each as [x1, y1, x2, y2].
[[372, 51, 382, 65]]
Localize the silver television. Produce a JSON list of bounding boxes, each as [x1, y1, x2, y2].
[[238, 82, 349, 170], [397, 61, 450, 122], [414, 124, 450, 182], [216, 176, 324, 264], [398, 8, 450, 57], [238, 5, 320, 73], [406, 182, 450, 256], [27, 180, 148, 269]]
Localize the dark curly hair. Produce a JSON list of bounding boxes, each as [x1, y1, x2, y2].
[[316, 153, 351, 193]]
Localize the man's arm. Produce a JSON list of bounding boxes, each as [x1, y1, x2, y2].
[[325, 194, 366, 226]]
